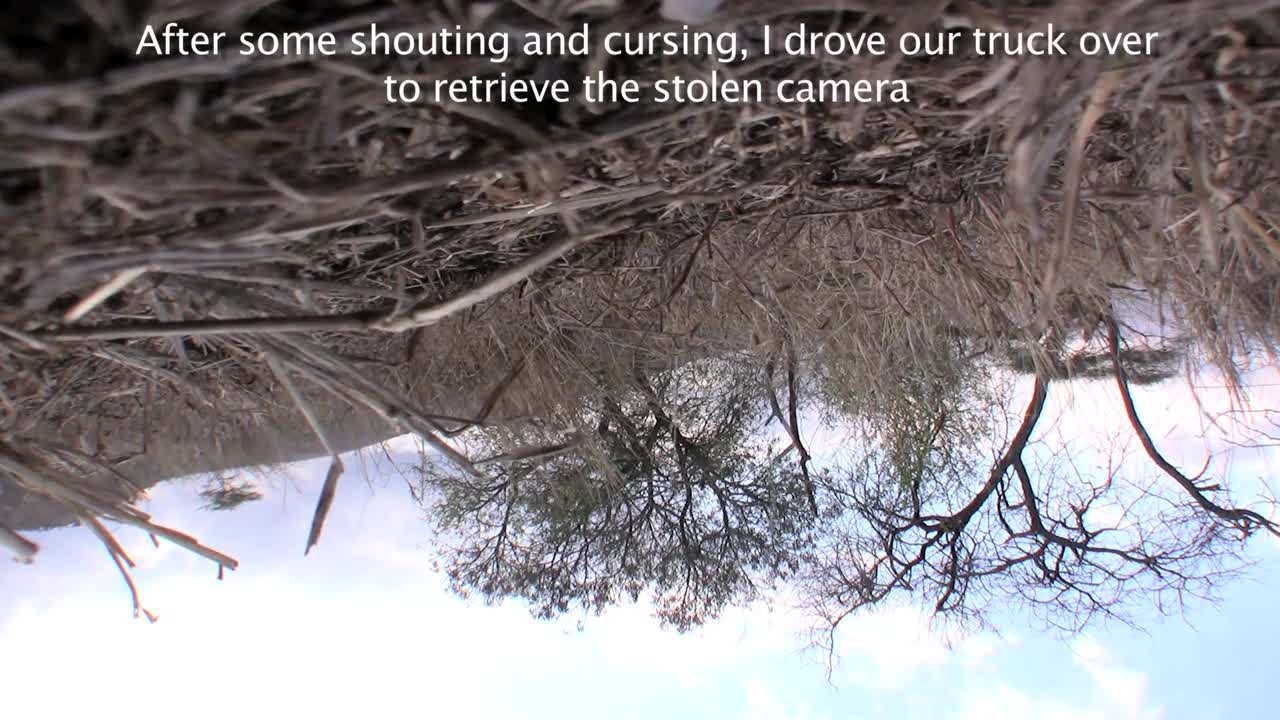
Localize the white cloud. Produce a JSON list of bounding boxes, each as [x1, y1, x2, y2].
[[741, 675, 831, 720], [948, 680, 1109, 720], [938, 635, 1163, 720], [569, 600, 799, 687], [832, 604, 999, 690], [956, 630, 1003, 668], [1070, 636, 1164, 720]]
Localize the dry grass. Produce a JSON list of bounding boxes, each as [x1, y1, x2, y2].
[[1, 1, 1278, 594]]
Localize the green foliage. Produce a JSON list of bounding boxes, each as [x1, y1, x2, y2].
[[817, 331, 994, 500], [423, 360, 816, 630]]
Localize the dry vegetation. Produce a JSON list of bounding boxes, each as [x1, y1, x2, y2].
[[1, 1, 1278, 626]]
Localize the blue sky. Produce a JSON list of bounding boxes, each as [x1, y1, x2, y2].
[[2, 369, 1278, 720]]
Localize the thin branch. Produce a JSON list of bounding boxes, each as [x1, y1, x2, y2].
[[1107, 318, 1278, 537], [42, 312, 378, 342], [0, 445, 239, 569], [375, 225, 624, 333], [0, 525, 39, 562], [266, 352, 347, 555], [39, 225, 625, 342], [81, 514, 156, 622], [305, 457, 345, 556]]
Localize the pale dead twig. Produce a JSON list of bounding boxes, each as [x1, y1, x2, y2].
[[0, 446, 238, 570], [376, 224, 628, 332], [80, 513, 157, 622], [0, 524, 39, 563], [63, 267, 149, 322], [265, 352, 347, 555], [39, 224, 627, 342], [1042, 70, 1121, 316], [305, 457, 344, 556]]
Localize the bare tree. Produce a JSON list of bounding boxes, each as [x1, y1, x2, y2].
[[803, 323, 1278, 650]]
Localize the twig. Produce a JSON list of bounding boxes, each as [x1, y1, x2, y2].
[[0, 525, 39, 563], [63, 267, 148, 322], [265, 354, 338, 457], [305, 457, 345, 556], [266, 352, 348, 555], [42, 313, 379, 342], [41, 225, 626, 342], [80, 514, 156, 622], [375, 225, 624, 333], [0, 445, 239, 569]]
